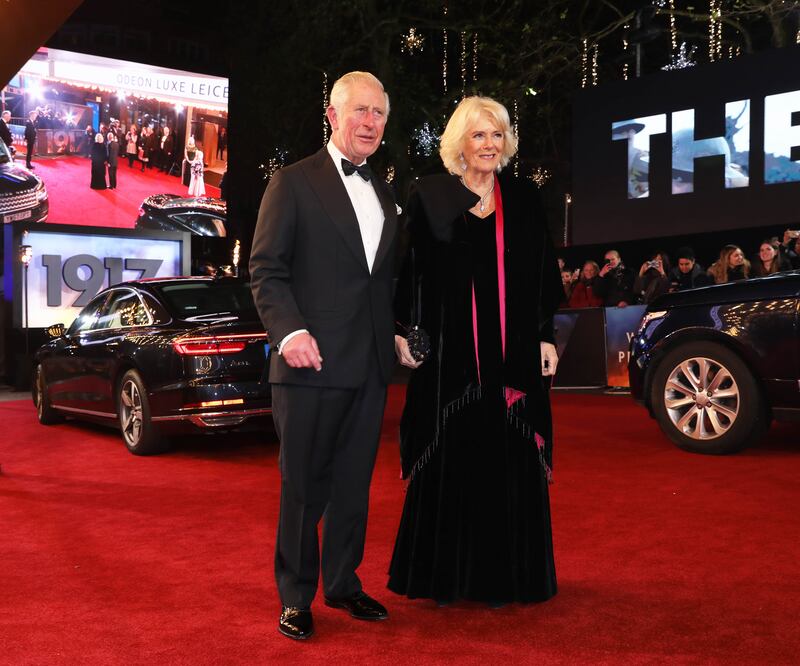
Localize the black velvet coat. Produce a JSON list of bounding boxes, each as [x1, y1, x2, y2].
[[395, 172, 563, 481]]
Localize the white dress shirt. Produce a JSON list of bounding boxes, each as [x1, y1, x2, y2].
[[278, 142, 385, 354]]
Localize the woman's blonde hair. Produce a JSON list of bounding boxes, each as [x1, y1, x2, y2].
[[708, 244, 750, 283], [439, 96, 517, 174]]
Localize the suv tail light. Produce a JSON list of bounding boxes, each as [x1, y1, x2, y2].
[[173, 333, 267, 356]]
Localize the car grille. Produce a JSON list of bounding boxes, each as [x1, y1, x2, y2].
[[0, 188, 37, 214]]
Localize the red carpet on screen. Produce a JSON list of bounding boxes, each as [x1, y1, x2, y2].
[[1, 388, 799, 665], [30, 155, 220, 228]]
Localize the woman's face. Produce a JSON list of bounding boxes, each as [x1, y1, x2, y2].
[[462, 114, 504, 176], [727, 248, 745, 267], [582, 263, 597, 280], [759, 243, 776, 264]]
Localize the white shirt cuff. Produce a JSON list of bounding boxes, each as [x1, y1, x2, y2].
[[277, 329, 308, 354]]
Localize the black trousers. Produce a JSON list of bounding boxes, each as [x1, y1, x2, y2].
[[108, 166, 117, 189], [271, 353, 387, 609], [25, 141, 33, 168]]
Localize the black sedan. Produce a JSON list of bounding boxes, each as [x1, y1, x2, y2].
[[629, 271, 800, 454], [33, 277, 271, 455], [136, 194, 226, 236], [0, 140, 48, 224]]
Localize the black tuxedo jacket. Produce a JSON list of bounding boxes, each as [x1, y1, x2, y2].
[[24, 120, 36, 143], [0, 119, 12, 147], [249, 147, 398, 388]]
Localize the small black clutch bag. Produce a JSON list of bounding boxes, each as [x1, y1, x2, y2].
[[406, 325, 430, 362]]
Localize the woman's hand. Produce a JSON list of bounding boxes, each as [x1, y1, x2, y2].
[[540, 341, 558, 377], [395, 335, 422, 369]]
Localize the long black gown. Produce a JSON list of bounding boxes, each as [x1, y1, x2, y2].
[[388, 207, 557, 604], [90, 142, 107, 190]]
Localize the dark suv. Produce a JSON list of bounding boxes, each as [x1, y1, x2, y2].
[[0, 141, 48, 224], [629, 271, 800, 454]]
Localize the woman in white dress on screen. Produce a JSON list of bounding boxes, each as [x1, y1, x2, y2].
[[185, 137, 206, 197]]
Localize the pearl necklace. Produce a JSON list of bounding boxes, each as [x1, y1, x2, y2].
[[461, 177, 494, 213]]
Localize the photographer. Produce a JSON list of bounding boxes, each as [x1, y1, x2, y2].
[[595, 250, 635, 307], [668, 247, 713, 291], [779, 229, 800, 269], [634, 251, 671, 304]]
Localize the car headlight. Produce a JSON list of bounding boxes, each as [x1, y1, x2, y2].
[[34, 178, 48, 202], [637, 309, 667, 335]]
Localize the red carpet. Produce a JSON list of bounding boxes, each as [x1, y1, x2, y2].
[[1, 389, 799, 664], [31, 155, 220, 228]]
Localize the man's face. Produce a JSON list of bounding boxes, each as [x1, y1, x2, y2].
[[604, 253, 620, 269], [678, 258, 694, 274], [327, 81, 387, 164]]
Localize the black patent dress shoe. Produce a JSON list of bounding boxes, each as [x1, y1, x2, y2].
[[324, 591, 388, 621], [278, 606, 314, 640]]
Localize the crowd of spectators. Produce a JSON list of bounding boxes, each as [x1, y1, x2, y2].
[[559, 229, 800, 309]]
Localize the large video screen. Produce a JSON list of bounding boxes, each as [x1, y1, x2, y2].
[[1, 48, 229, 238], [572, 47, 800, 245]]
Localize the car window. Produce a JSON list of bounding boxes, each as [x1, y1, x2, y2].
[[141, 292, 171, 325], [93, 291, 151, 330], [157, 281, 256, 319], [67, 293, 110, 335]]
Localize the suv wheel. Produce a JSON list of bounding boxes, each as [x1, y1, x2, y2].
[[650, 341, 767, 454]]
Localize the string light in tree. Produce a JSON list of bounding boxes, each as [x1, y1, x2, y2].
[[401, 28, 425, 54], [591, 44, 599, 86], [513, 100, 519, 177], [622, 24, 629, 81], [529, 166, 551, 188], [581, 38, 588, 88], [668, 0, 677, 54], [442, 2, 448, 94], [708, 0, 722, 62], [322, 72, 329, 146], [460, 31, 468, 98], [472, 33, 478, 83]]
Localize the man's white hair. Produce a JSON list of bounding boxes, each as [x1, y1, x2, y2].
[[329, 71, 390, 116]]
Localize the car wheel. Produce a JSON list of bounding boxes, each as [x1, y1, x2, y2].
[[650, 341, 767, 454], [118, 369, 165, 455], [32, 364, 63, 425]]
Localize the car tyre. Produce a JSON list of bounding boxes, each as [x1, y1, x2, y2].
[[33, 364, 63, 425], [650, 341, 767, 454], [118, 369, 166, 455]]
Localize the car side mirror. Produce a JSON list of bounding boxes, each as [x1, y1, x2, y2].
[[46, 323, 66, 339]]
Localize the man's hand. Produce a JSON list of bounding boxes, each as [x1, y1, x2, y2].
[[282, 332, 323, 371], [395, 335, 422, 369], [599, 263, 612, 277], [541, 341, 558, 377]]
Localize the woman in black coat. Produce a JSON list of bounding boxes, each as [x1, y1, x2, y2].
[[89, 133, 108, 189], [389, 96, 563, 605]]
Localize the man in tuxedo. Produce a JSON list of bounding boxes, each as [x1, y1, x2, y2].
[[0, 111, 13, 148], [249, 71, 397, 641], [24, 110, 37, 169]]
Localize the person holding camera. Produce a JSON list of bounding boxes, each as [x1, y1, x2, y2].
[[596, 250, 635, 307], [779, 229, 800, 269], [634, 252, 671, 304]]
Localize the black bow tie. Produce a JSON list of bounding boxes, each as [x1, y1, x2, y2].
[[341, 158, 372, 181]]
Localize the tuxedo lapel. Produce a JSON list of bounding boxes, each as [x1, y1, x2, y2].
[[303, 148, 369, 272], [371, 179, 397, 273]]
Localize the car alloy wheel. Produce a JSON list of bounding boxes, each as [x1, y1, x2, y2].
[[118, 369, 165, 455], [120, 377, 144, 447], [33, 364, 62, 425], [663, 356, 740, 440]]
